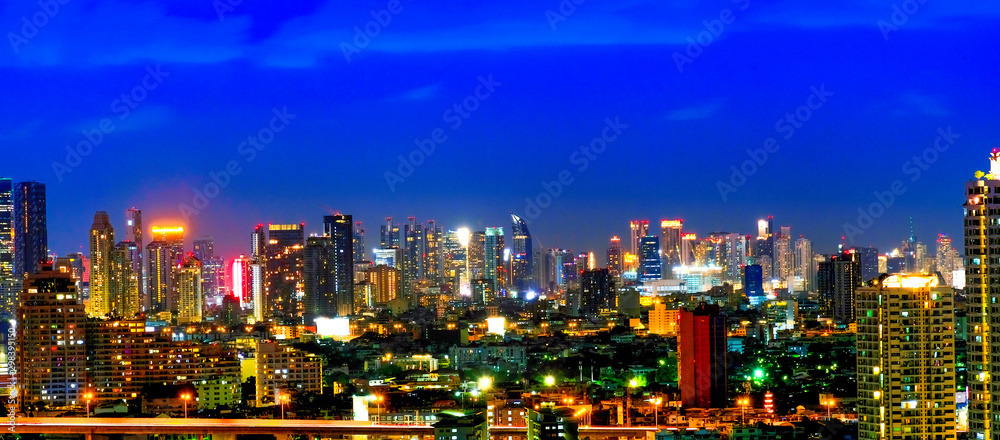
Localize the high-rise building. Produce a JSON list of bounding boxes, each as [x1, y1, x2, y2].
[[442, 230, 466, 290], [468, 230, 486, 280], [17, 263, 87, 410], [124, 208, 143, 298], [251, 224, 266, 261], [353, 221, 366, 263], [817, 251, 862, 323], [150, 226, 185, 262], [0, 178, 12, 318], [631, 220, 650, 257], [145, 241, 172, 313], [936, 234, 961, 287], [579, 268, 615, 316], [661, 220, 683, 270], [176, 255, 203, 323], [485, 227, 504, 294], [324, 215, 355, 317], [744, 264, 764, 300], [966, 151, 1000, 440], [774, 226, 793, 282], [251, 261, 265, 323], [13, 181, 47, 278], [856, 275, 955, 440], [607, 236, 624, 276], [108, 241, 141, 318], [266, 224, 305, 322], [192, 237, 213, 262], [722, 233, 746, 284], [648, 303, 679, 336], [511, 213, 534, 291], [230, 256, 252, 309], [368, 264, 401, 304], [678, 304, 727, 408], [795, 238, 815, 292], [680, 233, 697, 267], [88, 211, 115, 318], [423, 221, 442, 283], [402, 217, 425, 289], [638, 236, 662, 282]]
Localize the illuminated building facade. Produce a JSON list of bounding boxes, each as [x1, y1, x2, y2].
[[818, 251, 862, 323], [88, 211, 114, 317], [0, 178, 12, 318], [639, 236, 662, 282], [484, 227, 504, 294], [649, 303, 679, 336], [145, 241, 172, 313], [580, 268, 615, 316], [678, 304, 727, 409], [966, 150, 1000, 440], [368, 264, 401, 305], [17, 264, 87, 410], [661, 220, 683, 272], [125, 208, 142, 281], [795, 238, 815, 292], [254, 341, 324, 407], [266, 224, 305, 323], [856, 275, 955, 440], [511, 213, 533, 291], [468, 230, 486, 280], [607, 236, 623, 276], [353, 221, 366, 263], [231, 256, 251, 308], [108, 241, 141, 318], [14, 180, 47, 278], [630, 220, 650, 257], [176, 255, 203, 324]]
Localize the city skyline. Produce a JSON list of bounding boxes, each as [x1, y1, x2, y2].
[[2, 1, 998, 259]]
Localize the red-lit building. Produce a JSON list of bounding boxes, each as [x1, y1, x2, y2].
[[678, 304, 727, 409]]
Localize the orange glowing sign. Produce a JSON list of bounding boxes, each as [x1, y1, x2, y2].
[[661, 220, 682, 228], [151, 226, 184, 234], [682, 233, 697, 240]]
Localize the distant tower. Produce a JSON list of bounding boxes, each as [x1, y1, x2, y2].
[[485, 227, 505, 294], [606, 236, 623, 276], [353, 221, 366, 263], [176, 255, 203, 323], [13, 181, 47, 277], [630, 220, 650, 257], [661, 220, 683, 271], [88, 211, 115, 317], [638, 236, 662, 282], [511, 213, 534, 291], [0, 178, 14, 317]]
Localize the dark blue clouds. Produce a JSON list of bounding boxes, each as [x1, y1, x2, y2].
[[0, 0, 998, 259]]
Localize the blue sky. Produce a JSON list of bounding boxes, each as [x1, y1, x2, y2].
[[1, 0, 998, 259]]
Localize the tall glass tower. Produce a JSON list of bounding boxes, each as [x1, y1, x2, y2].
[[510, 213, 533, 291], [14, 181, 47, 277]]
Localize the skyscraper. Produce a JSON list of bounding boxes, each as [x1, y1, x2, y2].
[[817, 251, 862, 323], [88, 211, 114, 317], [423, 221, 442, 283], [109, 241, 140, 318], [856, 275, 955, 440], [774, 226, 793, 282], [630, 220, 650, 258], [468, 230, 486, 280], [193, 237, 214, 262], [794, 238, 815, 292], [661, 220, 683, 271], [176, 255, 203, 323], [485, 227, 504, 294], [13, 181, 47, 277], [353, 221, 366, 263], [0, 179, 14, 317], [966, 150, 1000, 440], [678, 304, 727, 408], [17, 263, 86, 410], [324, 215, 355, 317], [579, 268, 615, 316], [849, 246, 880, 283], [511, 213, 534, 291], [744, 264, 764, 300], [145, 241, 173, 313], [230, 256, 252, 309], [266, 224, 305, 322], [638, 235, 662, 282], [606, 236, 623, 277]]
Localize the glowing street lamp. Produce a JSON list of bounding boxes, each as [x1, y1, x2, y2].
[[544, 376, 556, 387], [478, 377, 493, 392], [279, 394, 291, 420], [738, 398, 751, 424], [181, 393, 192, 419], [84, 393, 94, 418], [823, 399, 836, 420], [649, 397, 663, 428], [627, 379, 640, 427]]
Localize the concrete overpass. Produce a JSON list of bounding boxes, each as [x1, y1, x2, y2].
[[12, 418, 658, 440]]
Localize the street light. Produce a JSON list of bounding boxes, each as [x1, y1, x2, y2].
[[649, 397, 662, 428], [823, 400, 836, 420], [544, 376, 556, 387], [83, 393, 94, 418], [627, 379, 640, 427], [181, 393, 192, 419], [279, 394, 291, 420], [738, 398, 750, 424]]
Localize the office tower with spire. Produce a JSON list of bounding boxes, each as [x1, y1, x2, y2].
[[176, 255, 203, 323], [13, 181, 47, 278], [511, 213, 534, 291], [607, 236, 623, 277], [0, 179, 13, 317], [88, 212, 114, 317], [966, 150, 1000, 440], [856, 275, 956, 440]]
